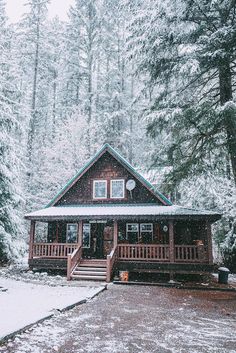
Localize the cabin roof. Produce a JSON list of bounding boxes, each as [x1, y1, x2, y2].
[[46, 143, 172, 207], [25, 204, 222, 222]]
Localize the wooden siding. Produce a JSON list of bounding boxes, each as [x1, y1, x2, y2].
[[56, 152, 163, 206]]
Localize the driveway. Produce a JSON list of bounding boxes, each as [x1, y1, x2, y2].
[[1, 284, 236, 353]]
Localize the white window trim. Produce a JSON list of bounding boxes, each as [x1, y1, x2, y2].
[[93, 180, 107, 199], [66, 223, 78, 243], [140, 223, 153, 241], [126, 223, 139, 240], [110, 179, 125, 199], [82, 223, 91, 248]]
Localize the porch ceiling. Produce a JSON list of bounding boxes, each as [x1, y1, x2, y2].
[[25, 204, 221, 222]]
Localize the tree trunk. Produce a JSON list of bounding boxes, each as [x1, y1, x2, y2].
[[28, 9, 40, 166], [219, 59, 236, 184]]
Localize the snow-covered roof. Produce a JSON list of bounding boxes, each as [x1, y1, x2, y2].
[[25, 204, 221, 221]]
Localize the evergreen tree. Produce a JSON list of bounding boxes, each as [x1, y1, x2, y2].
[[127, 0, 236, 185], [0, 0, 25, 262]]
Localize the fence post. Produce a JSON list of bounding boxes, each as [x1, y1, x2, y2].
[[67, 254, 72, 280], [169, 220, 174, 263]]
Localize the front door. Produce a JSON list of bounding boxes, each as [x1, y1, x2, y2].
[[94, 223, 105, 259]]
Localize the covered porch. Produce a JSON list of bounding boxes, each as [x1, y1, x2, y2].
[[25, 204, 220, 281]]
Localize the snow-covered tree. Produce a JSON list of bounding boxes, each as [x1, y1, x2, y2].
[[127, 0, 236, 184], [0, 0, 26, 262]]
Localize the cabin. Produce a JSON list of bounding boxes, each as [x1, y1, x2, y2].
[[25, 144, 221, 281]]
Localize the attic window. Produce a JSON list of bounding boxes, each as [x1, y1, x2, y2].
[[93, 180, 107, 199], [111, 179, 125, 198]]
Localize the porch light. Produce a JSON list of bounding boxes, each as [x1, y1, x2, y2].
[[163, 225, 168, 232]]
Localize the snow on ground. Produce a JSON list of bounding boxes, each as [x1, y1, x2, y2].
[[0, 274, 105, 340], [0, 285, 236, 353]]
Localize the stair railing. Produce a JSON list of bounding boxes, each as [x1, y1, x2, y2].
[[67, 244, 82, 280], [106, 245, 118, 282]]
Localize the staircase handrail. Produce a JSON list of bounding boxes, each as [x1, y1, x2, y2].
[[67, 244, 82, 280], [106, 245, 118, 282]]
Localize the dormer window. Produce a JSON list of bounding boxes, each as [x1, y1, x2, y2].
[[93, 180, 107, 199], [111, 179, 125, 199]]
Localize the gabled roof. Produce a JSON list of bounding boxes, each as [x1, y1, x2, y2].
[[47, 143, 172, 207]]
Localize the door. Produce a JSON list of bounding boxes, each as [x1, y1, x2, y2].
[[95, 223, 105, 259], [103, 226, 113, 256]]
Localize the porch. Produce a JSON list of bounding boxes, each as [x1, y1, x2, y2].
[[28, 217, 213, 282]]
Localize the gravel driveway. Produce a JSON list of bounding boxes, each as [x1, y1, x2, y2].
[[1, 284, 236, 353]]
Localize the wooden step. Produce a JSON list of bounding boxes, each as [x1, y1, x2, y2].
[[71, 274, 106, 281], [80, 259, 107, 264], [75, 267, 106, 272], [79, 263, 107, 268], [73, 270, 107, 276]]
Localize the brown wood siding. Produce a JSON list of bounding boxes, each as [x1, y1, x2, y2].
[[56, 152, 163, 205]]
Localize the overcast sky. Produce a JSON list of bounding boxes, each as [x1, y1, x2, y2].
[[5, 0, 75, 22]]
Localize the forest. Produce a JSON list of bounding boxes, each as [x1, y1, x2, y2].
[[0, 0, 236, 270]]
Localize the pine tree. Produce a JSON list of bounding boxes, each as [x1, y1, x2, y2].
[[0, 0, 25, 262], [126, 0, 236, 185], [19, 0, 50, 166]]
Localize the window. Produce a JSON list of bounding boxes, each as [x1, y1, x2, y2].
[[66, 224, 78, 243], [126, 223, 139, 244], [93, 180, 107, 199], [140, 223, 153, 244], [111, 179, 125, 198], [82, 223, 91, 248]]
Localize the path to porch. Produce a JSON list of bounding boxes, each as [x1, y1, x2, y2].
[[2, 284, 236, 353]]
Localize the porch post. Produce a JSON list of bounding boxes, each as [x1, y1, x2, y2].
[[56, 222, 59, 243], [169, 220, 174, 263], [113, 220, 118, 247], [206, 220, 213, 264], [29, 220, 36, 260], [78, 220, 83, 247]]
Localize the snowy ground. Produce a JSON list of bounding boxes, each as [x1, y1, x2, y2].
[[0, 284, 236, 353], [0, 269, 105, 341]]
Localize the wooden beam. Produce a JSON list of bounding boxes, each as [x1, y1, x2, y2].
[[78, 220, 83, 247], [56, 222, 59, 243], [113, 220, 118, 247], [169, 220, 174, 263], [206, 221, 213, 264], [29, 220, 36, 260]]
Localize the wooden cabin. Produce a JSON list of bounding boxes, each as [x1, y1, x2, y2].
[[25, 144, 221, 281]]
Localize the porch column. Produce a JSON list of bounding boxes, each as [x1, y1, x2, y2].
[[29, 220, 36, 260], [169, 220, 174, 263], [206, 220, 213, 264], [78, 220, 83, 247], [113, 220, 118, 247]]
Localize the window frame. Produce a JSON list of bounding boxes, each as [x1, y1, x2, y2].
[[110, 179, 125, 199], [66, 223, 78, 243], [140, 223, 153, 242], [126, 223, 139, 242], [93, 179, 107, 199]]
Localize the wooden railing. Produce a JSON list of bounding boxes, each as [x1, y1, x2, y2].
[[118, 244, 170, 261], [175, 245, 207, 262], [106, 246, 118, 282], [31, 243, 78, 258], [67, 245, 82, 280]]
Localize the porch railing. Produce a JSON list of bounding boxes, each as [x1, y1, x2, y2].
[[67, 245, 82, 280], [31, 243, 78, 258], [118, 244, 207, 263], [118, 244, 170, 261], [106, 246, 118, 282], [175, 245, 207, 262], [30, 243, 208, 263]]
